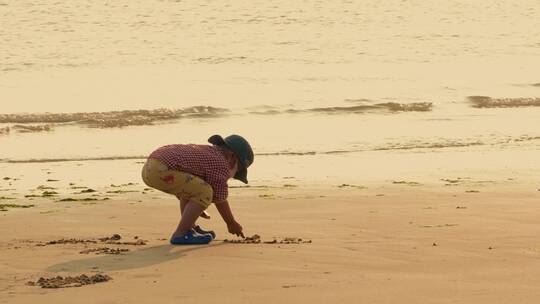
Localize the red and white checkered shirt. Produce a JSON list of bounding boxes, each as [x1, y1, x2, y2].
[[149, 144, 230, 202]]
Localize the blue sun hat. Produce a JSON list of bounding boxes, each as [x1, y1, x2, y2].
[[208, 134, 254, 184]]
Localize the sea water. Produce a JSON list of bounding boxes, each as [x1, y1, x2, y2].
[[1, 0, 539, 185]]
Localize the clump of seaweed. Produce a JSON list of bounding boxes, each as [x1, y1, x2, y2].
[[36, 185, 56, 190], [98, 234, 147, 246], [79, 247, 129, 255], [392, 180, 421, 186], [106, 190, 138, 194], [104, 239, 147, 246], [26, 274, 111, 288], [109, 183, 138, 187], [56, 197, 109, 202], [98, 234, 122, 242], [36, 234, 146, 247], [42, 191, 59, 197], [224, 234, 262, 244], [224, 235, 312, 244], [0, 203, 34, 211], [37, 238, 98, 246], [337, 184, 367, 189]]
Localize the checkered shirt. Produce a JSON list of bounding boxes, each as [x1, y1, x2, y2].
[[149, 144, 230, 202]]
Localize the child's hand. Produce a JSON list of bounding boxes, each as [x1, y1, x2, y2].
[[227, 221, 244, 238]]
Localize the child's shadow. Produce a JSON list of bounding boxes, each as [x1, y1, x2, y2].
[[46, 244, 222, 273]]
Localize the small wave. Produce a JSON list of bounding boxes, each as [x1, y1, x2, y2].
[[380, 102, 433, 112], [257, 139, 483, 156], [0, 106, 228, 128], [4, 156, 147, 163], [512, 135, 540, 142], [249, 102, 432, 115], [374, 140, 484, 151], [306, 102, 433, 113], [12, 124, 54, 133], [468, 96, 540, 108], [496, 135, 540, 145], [5, 134, 536, 164], [1, 140, 476, 163], [256, 151, 318, 156]]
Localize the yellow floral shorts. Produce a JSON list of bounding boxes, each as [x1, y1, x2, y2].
[[141, 158, 213, 209]]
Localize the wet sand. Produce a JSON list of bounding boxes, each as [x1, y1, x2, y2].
[[2, 175, 540, 303]]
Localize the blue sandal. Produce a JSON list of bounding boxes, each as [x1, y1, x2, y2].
[[170, 230, 212, 245], [193, 225, 216, 239]]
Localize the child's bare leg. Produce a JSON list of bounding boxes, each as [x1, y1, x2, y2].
[[172, 201, 205, 237], [178, 198, 198, 231], [178, 196, 210, 219], [179, 198, 188, 215]]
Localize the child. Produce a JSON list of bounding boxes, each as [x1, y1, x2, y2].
[[141, 134, 254, 245]]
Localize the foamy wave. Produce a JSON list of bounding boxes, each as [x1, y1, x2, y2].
[[468, 96, 540, 108], [250, 102, 432, 115], [379, 102, 433, 112], [0, 124, 55, 134], [3, 134, 537, 164], [1, 140, 477, 163], [374, 140, 484, 151], [256, 151, 318, 156], [495, 135, 540, 145], [0, 107, 228, 128], [12, 124, 54, 133], [258, 139, 484, 156]]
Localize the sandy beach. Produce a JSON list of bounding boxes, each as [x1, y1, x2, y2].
[[1, 164, 540, 303]]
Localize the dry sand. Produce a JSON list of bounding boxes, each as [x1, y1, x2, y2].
[[2, 177, 540, 304]]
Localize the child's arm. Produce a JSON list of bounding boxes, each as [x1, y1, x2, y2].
[[215, 200, 244, 238]]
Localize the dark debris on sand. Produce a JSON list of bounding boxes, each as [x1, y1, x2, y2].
[[109, 239, 147, 246], [102, 239, 147, 246], [223, 234, 312, 244], [26, 274, 111, 288], [0, 203, 34, 211], [79, 247, 129, 255], [79, 188, 97, 193], [99, 234, 147, 246], [37, 234, 147, 246], [37, 238, 98, 246], [98, 234, 122, 242]]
